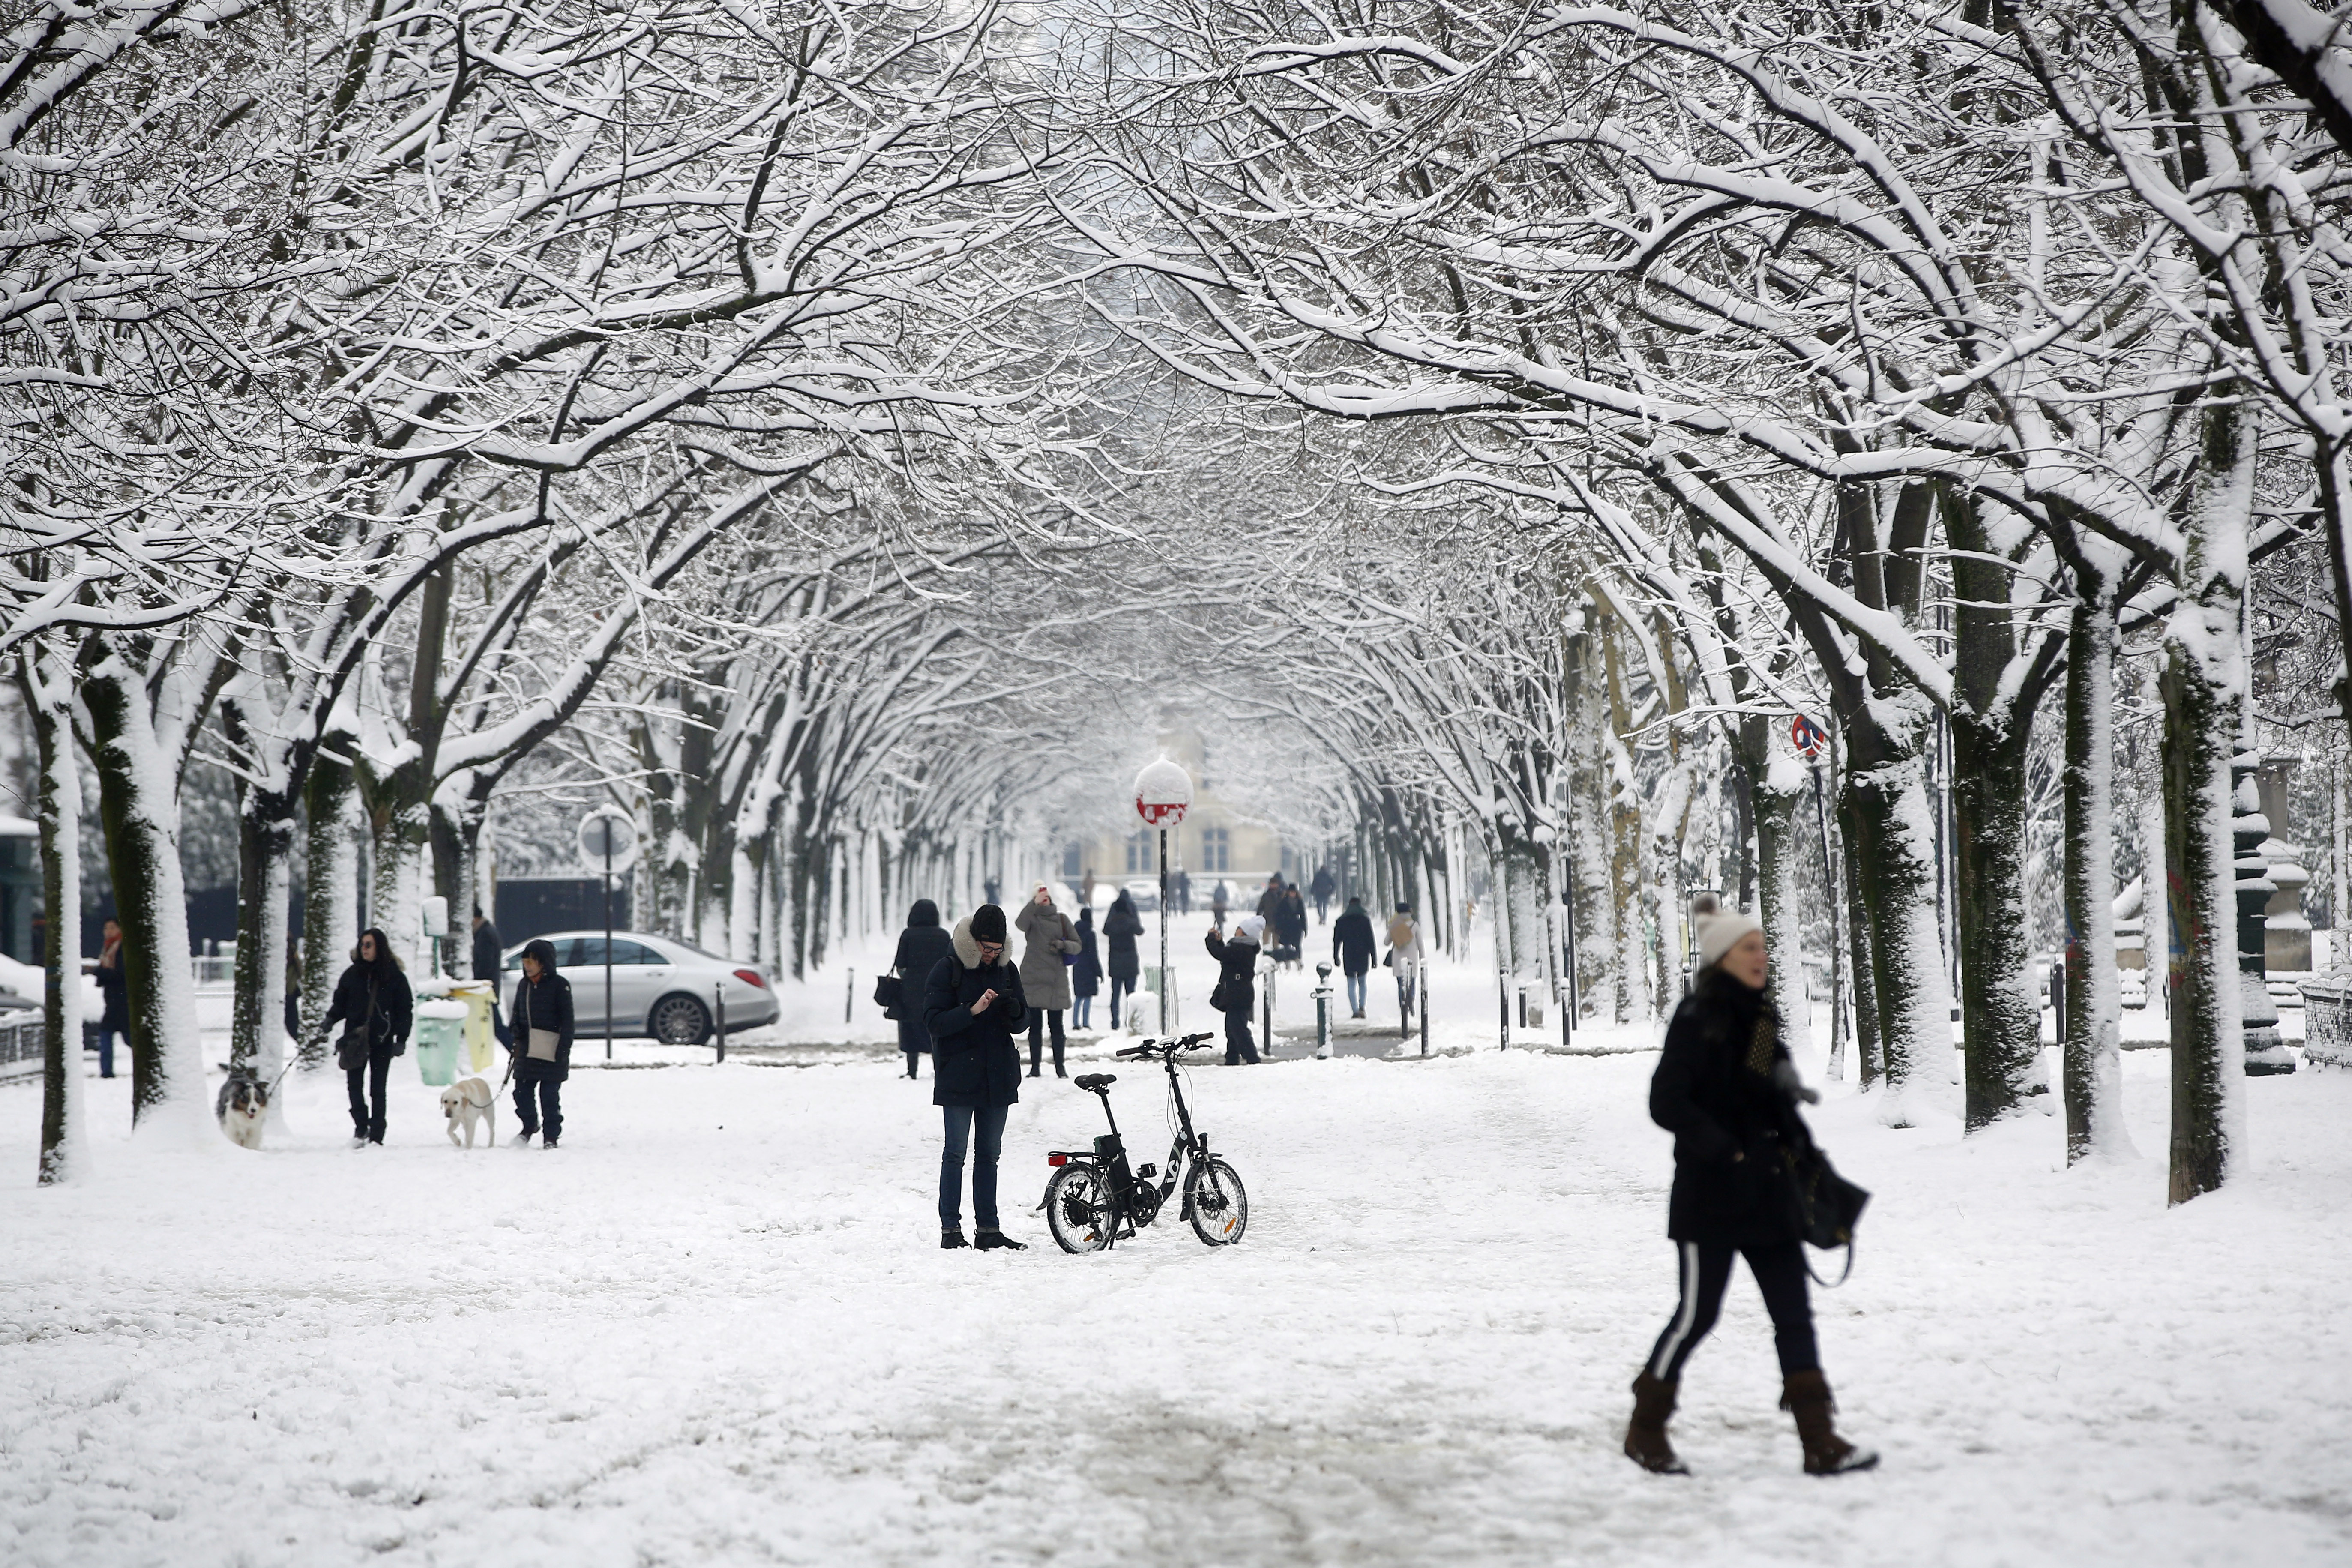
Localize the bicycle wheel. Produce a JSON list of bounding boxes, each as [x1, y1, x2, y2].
[[1185, 1156, 1249, 1246], [1045, 1163, 1117, 1254]]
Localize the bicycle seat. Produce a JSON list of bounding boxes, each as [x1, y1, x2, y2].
[[1073, 1073, 1116, 1092]]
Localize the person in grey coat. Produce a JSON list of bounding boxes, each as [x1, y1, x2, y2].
[[1016, 882, 1080, 1077], [891, 899, 956, 1079]]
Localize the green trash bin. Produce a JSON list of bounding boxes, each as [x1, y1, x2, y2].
[[413, 999, 469, 1086]]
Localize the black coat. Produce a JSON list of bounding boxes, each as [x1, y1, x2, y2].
[[322, 961, 414, 1056], [1204, 929, 1258, 1013], [892, 915, 957, 1055], [1071, 912, 1102, 998], [1274, 892, 1308, 946], [94, 944, 128, 1033], [1103, 898, 1143, 981], [510, 970, 577, 1079], [1648, 971, 1804, 1248], [472, 921, 504, 983], [924, 920, 1028, 1107], [1331, 908, 1376, 975]]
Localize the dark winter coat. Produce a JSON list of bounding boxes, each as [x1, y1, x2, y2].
[[1332, 905, 1376, 976], [94, 938, 128, 1033], [1310, 866, 1336, 903], [891, 900, 956, 1055], [1103, 895, 1143, 981], [1648, 969, 1805, 1249], [1275, 889, 1308, 947], [472, 920, 504, 983], [510, 964, 577, 1080], [1015, 895, 1080, 1010], [322, 954, 414, 1057], [1204, 928, 1259, 1015], [923, 917, 1029, 1108], [1072, 909, 1103, 998]]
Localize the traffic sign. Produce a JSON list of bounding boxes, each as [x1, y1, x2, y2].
[[1791, 714, 1829, 759], [578, 807, 640, 876], [1134, 757, 1193, 827]]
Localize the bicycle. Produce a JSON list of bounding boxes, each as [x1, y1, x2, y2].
[[1036, 1031, 1249, 1252]]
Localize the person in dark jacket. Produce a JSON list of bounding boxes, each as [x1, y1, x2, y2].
[[1102, 890, 1143, 1030], [1274, 885, 1309, 965], [891, 899, 956, 1079], [1625, 910, 1875, 1478], [1309, 865, 1336, 923], [922, 904, 1029, 1250], [1331, 896, 1376, 1019], [1203, 915, 1263, 1065], [318, 927, 413, 1147], [1070, 906, 1103, 1031], [508, 936, 575, 1148], [472, 906, 509, 1047], [1174, 868, 1192, 914], [92, 917, 128, 1079]]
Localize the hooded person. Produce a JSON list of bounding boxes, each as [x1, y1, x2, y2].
[[1102, 889, 1144, 1030], [1203, 914, 1264, 1066], [1623, 908, 1875, 1478], [1332, 896, 1377, 1018], [921, 904, 1030, 1250], [1071, 904, 1103, 1030], [1015, 882, 1081, 1077], [318, 926, 414, 1147], [890, 899, 956, 1079], [508, 936, 575, 1148]]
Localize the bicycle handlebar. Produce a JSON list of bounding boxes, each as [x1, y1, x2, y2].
[[1114, 1031, 1216, 1058]]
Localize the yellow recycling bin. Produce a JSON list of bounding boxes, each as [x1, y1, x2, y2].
[[448, 981, 497, 1074]]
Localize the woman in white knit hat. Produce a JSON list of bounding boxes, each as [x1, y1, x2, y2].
[[1203, 914, 1265, 1064], [1622, 907, 1877, 1478]]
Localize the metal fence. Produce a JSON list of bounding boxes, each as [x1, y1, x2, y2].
[[0, 1014, 42, 1081]]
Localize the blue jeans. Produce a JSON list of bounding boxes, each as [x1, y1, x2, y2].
[[98, 1028, 121, 1078], [1345, 972, 1367, 1013], [1073, 995, 1092, 1029], [1109, 977, 1134, 1028], [940, 1103, 1010, 1230]]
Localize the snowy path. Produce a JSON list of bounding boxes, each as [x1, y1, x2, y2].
[[3, 1032, 2350, 1567]]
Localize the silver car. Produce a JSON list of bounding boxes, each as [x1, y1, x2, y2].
[[503, 931, 781, 1045]]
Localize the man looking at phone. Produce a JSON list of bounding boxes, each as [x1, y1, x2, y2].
[[923, 903, 1031, 1251]]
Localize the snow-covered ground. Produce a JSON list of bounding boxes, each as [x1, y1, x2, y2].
[[4, 923, 2350, 1567]]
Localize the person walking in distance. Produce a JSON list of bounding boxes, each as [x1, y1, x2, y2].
[[1309, 864, 1336, 924], [1071, 905, 1103, 1031], [1385, 903, 1424, 1027], [1016, 882, 1080, 1077], [1174, 868, 1193, 915], [1103, 889, 1143, 1030], [1255, 873, 1285, 926], [890, 899, 956, 1079], [1332, 896, 1376, 1019], [318, 927, 413, 1147], [1275, 884, 1309, 967], [923, 904, 1030, 1250], [1624, 910, 1876, 1478], [91, 917, 128, 1079], [507, 938, 575, 1148], [472, 905, 510, 1048], [1211, 881, 1230, 927], [1204, 914, 1264, 1066]]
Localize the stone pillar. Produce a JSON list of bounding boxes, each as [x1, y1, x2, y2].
[[2257, 757, 2312, 974], [2235, 744, 2294, 1073]]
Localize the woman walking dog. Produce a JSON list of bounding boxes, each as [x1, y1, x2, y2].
[[508, 938, 575, 1148], [318, 927, 413, 1147], [1624, 909, 1876, 1477]]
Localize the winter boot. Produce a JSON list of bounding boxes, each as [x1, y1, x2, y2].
[[974, 1228, 1028, 1251], [1624, 1370, 1688, 1475], [941, 1227, 969, 1250], [1781, 1370, 1878, 1475]]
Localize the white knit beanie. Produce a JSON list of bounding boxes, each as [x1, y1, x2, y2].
[[1696, 909, 1764, 970], [1236, 914, 1266, 943]]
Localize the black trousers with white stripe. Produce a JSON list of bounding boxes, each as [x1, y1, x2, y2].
[[1645, 1240, 1819, 1382]]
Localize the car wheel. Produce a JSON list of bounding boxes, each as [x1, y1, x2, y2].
[[649, 992, 713, 1046]]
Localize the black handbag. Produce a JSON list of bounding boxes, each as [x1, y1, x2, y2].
[[873, 971, 904, 1018], [1781, 1130, 1870, 1285], [1208, 980, 1228, 1013]]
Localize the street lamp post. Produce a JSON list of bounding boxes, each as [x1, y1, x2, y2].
[[1133, 759, 1193, 1037]]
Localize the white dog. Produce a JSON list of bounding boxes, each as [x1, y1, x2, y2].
[[440, 1076, 496, 1148], [215, 1072, 269, 1149]]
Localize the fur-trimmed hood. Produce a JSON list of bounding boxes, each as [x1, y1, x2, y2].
[[950, 915, 1015, 971]]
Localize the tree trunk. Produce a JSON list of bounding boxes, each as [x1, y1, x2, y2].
[[2134, 670, 2171, 1019], [302, 743, 360, 1060], [1951, 708, 2043, 1127], [1843, 714, 1960, 1124], [2062, 600, 2130, 1162], [2163, 394, 2255, 1206], [1841, 786, 1882, 1087], [227, 797, 296, 1098], [1750, 741, 1813, 1060], [82, 652, 208, 1138], [21, 646, 87, 1184]]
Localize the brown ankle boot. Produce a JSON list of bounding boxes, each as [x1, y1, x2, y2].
[[1624, 1369, 1689, 1474], [1781, 1370, 1879, 1475]]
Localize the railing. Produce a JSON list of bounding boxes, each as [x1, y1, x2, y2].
[[0, 1015, 42, 1081]]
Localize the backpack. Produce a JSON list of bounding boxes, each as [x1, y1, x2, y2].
[[1387, 916, 1415, 950]]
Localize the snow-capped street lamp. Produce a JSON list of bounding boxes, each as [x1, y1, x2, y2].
[[1133, 758, 1193, 1034]]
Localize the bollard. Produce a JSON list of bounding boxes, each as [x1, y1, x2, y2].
[[845, 968, 854, 1025], [1313, 962, 1333, 1059], [715, 980, 728, 1064]]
